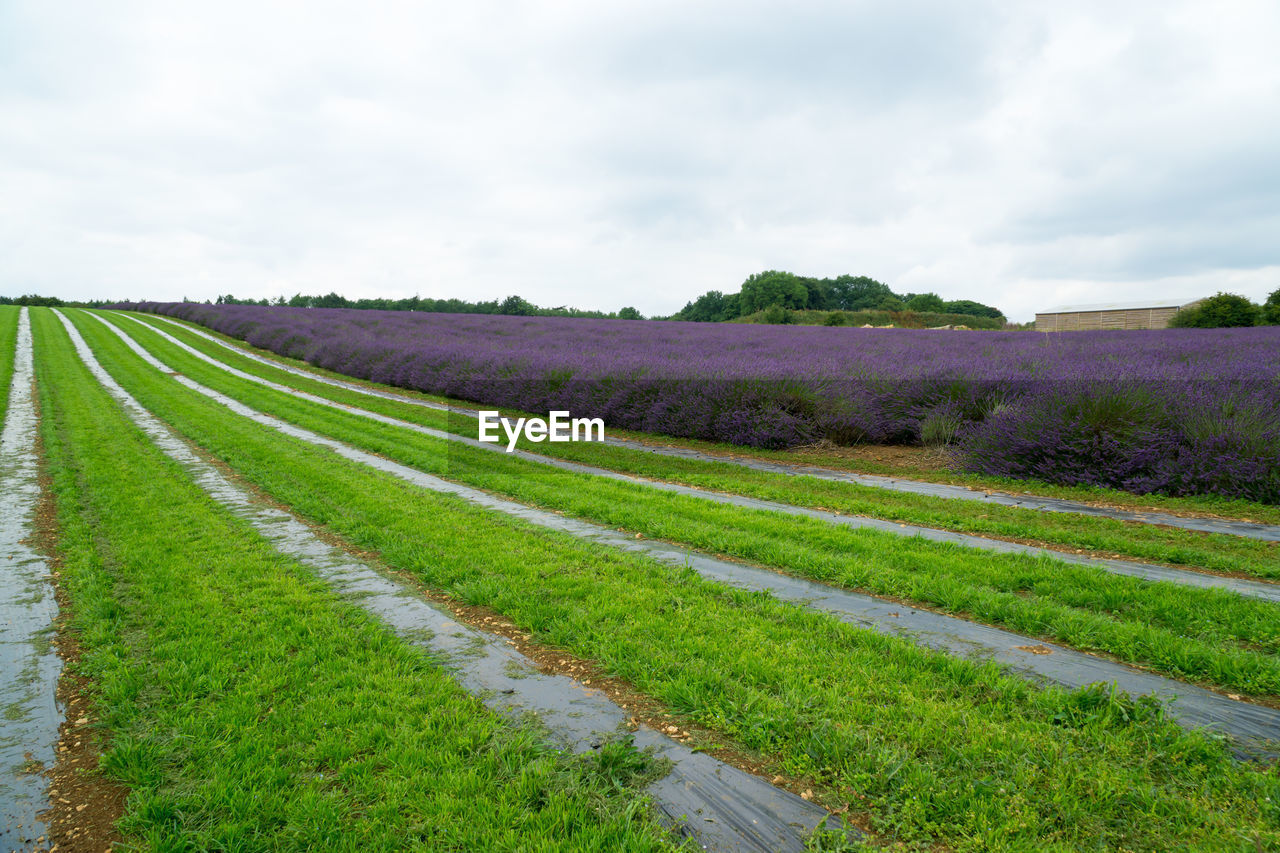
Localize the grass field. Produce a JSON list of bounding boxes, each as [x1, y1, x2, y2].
[[8, 305, 1280, 850], [32, 309, 680, 850], [0, 305, 17, 424]]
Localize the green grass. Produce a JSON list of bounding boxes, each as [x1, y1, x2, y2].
[[119, 310, 1280, 577], [0, 304, 19, 426], [122, 308, 1280, 527], [60, 310, 1280, 851], [81, 310, 1280, 699], [31, 308, 679, 852]]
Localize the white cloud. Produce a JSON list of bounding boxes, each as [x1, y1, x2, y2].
[[2, 0, 1277, 319]]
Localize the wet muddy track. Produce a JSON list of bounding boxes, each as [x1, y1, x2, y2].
[[56, 314, 846, 851], [0, 309, 62, 851], [106, 312, 1280, 604], [80, 311, 1280, 754], [136, 311, 1280, 543]]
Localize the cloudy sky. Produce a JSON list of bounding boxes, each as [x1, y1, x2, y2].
[[3, 1, 1277, 320]]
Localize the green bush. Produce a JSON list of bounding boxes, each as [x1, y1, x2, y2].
[[1262, 288, 1280, 325], [1169, 293, 1261, 328], [760, 303, 792, 324]]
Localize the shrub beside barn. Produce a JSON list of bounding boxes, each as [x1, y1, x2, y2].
[[1035, 299, 1204, 331]]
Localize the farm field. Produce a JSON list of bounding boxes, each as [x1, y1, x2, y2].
[[115, 312, 1280, 567], [126, 307, 1280, 527], [4, 305, 1280, 850], [78, 311, 1280, 701], [115, 301, 1280, 504]]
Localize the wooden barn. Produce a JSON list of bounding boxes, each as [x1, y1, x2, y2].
[[1035, 298, 1203, 331]]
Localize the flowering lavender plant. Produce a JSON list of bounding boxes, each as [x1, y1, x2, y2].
[[114, 302, 1280, 503]]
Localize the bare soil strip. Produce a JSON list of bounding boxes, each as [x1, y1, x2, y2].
[[57, 317, 844, 851], [0, 310, 63, 852], [80, 312, 1280, 752], [138, 311, 1280, 542], [108, 312, 1280, 603]]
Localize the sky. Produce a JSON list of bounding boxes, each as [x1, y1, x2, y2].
[[2, 1, 1278, 321]]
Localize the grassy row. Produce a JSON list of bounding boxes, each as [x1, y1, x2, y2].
[[85, 311, 1280, 699], [125, 309, 1280, 527], [32, 308, 678, 851], [64, 310, 1280, 850], [0, 304, 19, 427], [121, 310, 1280, 578]]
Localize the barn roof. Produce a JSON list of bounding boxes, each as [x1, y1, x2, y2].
[[1038, 298, 1195, 314]]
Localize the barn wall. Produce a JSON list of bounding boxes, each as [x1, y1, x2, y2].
[[1035, 306, 1183, 331]]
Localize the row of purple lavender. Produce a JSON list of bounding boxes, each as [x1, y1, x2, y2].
[[114, 302, 1280, 503]]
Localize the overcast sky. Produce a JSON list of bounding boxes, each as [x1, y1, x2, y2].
[[3, 1, 1277, 320]]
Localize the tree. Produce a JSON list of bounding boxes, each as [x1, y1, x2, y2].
[[1262, 288, 1280, 325], [904, 292, 946, 313], [722, 292, 742, 319], [498, 295, 536, 316], [674, 291, 729, 322], [617, 306, 643, 320], [797, 276, 832, 310], [739, 271, 808, 314], [1169, 292, 1260, 328], [313, 292, 350, 309], [828, 275, 894, 311], [943, 299, 1004, 319]]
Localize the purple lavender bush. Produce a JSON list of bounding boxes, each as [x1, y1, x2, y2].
[[113, 302, 1280, 503]]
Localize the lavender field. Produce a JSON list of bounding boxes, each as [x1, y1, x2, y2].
[[117, 302, 1280, 503]]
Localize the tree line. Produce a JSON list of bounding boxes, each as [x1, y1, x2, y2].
[[203, 292, 645, 320], [669, 271, 1005, 322]]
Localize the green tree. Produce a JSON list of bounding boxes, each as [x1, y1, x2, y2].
[[674, 291, 728, 322], [617, 306, 643, 320], [828, 276, 894, 311], [499, 295, 536, 316], [739, 271, 808, 314], [904, 292, 946, 313], [943, 299, 1005, 319], [797, 276, 832, 310], [722, 293, 742, 319], [1169, 293, 1260, 328], [313, 292, 350, 309], [1262, 288, 1280, 325]]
